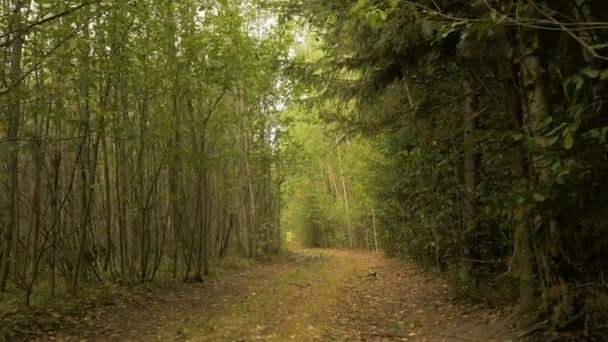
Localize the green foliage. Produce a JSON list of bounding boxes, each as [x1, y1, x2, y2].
[[0, 0, 292, 303], [280, 104, 378, 250], [285, 0, 608, 337]]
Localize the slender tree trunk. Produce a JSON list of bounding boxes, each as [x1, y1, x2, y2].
[[203, 172, 212, 275], [26, 87, 45, 302], [516, 25, 551, 315], [167, 2, 183, 278], [462, 79, 477, 238], [49, 92, 65, 296], [101, 119, 113, 272], [50, 146, 61, 295], [236, 85, 257, 257], [365, 221, 370, 251], [1, 0, 24, 293], [372, 209, 379, 254], [461, 79, 477, 279], [337, 148, 353, 248], [70, 22, 93, 295]]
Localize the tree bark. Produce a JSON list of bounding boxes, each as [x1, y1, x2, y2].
[[515, 23, 552, 315], [337, 148, 353, 248], [372, 209, 379, 254], [1, 0, 24, 293], [462, 79, 477, 275], [70, 21, 95, 295], [462, 79, 477, 237]]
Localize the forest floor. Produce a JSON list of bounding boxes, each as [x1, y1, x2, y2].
[[2, 246, 524, 341]]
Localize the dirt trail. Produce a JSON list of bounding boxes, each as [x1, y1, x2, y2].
[[15, 248, 518, 341]]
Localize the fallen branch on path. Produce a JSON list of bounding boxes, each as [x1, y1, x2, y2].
[[517, 320, 549, 338], [288, 282, 311, 288], [357, 270, 377, 278]]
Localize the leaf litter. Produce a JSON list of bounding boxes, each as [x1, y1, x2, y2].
[[3, 248, 519, 341]]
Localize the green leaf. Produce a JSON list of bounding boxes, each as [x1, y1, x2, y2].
[[547, 135, 559, 146], [563, 133, 574, 150], [547, 122, 567, 136], [350, 0, 368, 16], [533, 193, 545, 202], [573, 76, 584, 90], [378, 10, 388, 21], [489, 10, 497, 22], [551, 161, 563, 171], [582, 69, 600, 78], [512, 133, 523, 141], [366, 12, 379, 28], [421, 21, 433, 38], [589, 129, 600, 139], [601, 127, 608, 143]]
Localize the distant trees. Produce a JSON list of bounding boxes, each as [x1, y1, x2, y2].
[[278, 106, 379, 251], [0, 0, 289, 302]]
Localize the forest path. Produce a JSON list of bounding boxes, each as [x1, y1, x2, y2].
[[30, 247, 516, 341]]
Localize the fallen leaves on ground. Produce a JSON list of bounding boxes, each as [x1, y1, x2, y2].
[[2, 249, 520, 341]]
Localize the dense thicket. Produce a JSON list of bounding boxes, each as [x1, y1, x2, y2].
[[282, 0, 608, 336], [0, 0, 289, 303]]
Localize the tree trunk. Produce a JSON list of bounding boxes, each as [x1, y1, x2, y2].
[[101, 119, 113, 272], [462, 79, 477, 239], [1, 0, 24, 293], [461, 78, 477, 280], [515, 24, 552, 315], [70, 22, 93, 295], [50, 146, 62, 296], [337, 148, 353, 248], [372, 209, 379, 254]]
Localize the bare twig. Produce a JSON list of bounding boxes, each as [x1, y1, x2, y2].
[[528, 1, 608, 62], [0, 20, 91, 97], [600, 271, 608, 289], [288, 282, 311, 288], [0, 1, 100, 42]]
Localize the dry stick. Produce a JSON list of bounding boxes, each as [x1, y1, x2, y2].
[[517, 320, 550, 338], [404, 80, 414, 108], [288, 282, 311, 288], [356, 271, 377, 278], [601, 271, 608, 289]]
